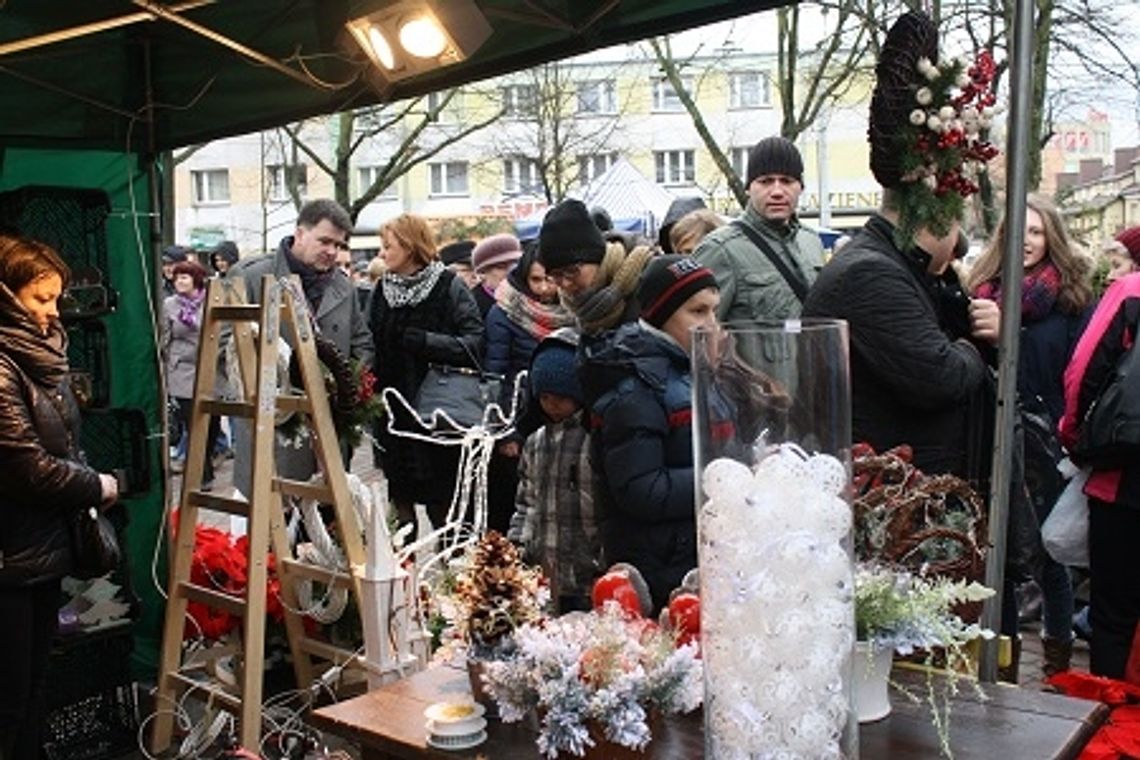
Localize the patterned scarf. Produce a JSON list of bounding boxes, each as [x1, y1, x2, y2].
[[176, 288, 205, 328], [562, 245, 655, 335], [974, 260, 1062, 323], [381, 260, 446, 309], [494, 277, 576, 340]]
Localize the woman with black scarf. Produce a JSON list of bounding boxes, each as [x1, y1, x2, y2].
[[0, 236, 119, 759]]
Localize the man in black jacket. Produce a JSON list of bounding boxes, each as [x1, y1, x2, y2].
[[802, 11, 1002, 480]]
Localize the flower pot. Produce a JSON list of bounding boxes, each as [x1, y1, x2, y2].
[[466, 659, 499, 719], [853, 641, 893, 723]]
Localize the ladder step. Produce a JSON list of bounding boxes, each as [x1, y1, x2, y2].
[[276, 393, 311, 414], [187, 490, 249, 517], [179, 581, 246, 616], [168, 672, 242, 711], [279, 558, 354, 588], [274, 477, 333, 503], [209, 304, 264, 321], [199, 400, 255, 418], [297, 636, 367, 668]]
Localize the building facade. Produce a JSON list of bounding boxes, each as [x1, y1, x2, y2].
[[174, 46, 880, 256]]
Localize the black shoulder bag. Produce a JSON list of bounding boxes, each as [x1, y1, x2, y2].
[[731, 220, 810, 303], [1073, 319, 1140, 469]]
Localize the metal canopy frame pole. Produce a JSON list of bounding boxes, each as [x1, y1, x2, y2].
[[978, 0, 1035, 683]]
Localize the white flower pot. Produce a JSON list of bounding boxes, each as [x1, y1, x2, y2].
[[853, 641, 893, 723]]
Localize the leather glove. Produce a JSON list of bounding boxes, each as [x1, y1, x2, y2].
[[401, 327, 427, 352]]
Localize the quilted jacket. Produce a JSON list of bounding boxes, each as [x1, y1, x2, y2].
[[803, 215, 990, 477], [0, 287, 102, 586]]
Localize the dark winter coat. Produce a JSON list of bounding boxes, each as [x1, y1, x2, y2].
[[1019, 308, 1090, 425], [370, 269, 485, 507], [803, 215, 990, 477], [485, 305, 537, 393], [471, 282, 496, 320], [579, 322, 699, 612], [0, 288, 102, 586]]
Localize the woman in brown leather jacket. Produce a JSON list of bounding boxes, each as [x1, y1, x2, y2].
[[0, 236, 119, 760]]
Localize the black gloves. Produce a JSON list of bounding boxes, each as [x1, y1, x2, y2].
[[401, 327, 427, 352]]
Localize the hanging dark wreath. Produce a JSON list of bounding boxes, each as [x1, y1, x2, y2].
[[275, 336, 360, 446]]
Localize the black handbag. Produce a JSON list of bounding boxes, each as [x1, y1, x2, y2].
[[69, 505, 122, 580], [415, 338, 503, 428], [1074, 323, 1140, 469]]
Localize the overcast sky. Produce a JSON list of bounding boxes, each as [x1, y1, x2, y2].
[[607, 7, 1140, 150]]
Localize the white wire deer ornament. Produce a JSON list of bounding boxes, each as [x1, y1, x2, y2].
[[382, 369, 529, 580]]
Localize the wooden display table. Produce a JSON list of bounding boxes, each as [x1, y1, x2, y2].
[[310, 663, 1107, 759]]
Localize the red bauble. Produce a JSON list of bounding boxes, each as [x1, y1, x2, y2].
[[668, 592, 701, 636]]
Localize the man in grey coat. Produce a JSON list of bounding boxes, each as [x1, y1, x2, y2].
[[226, 199, 373, 495], [693, 136, 825, 326]]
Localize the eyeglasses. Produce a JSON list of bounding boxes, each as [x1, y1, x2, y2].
[[547, 262, 584, 284], [317, 235, 351, 252]]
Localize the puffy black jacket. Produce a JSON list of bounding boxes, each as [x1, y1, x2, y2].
[[579, 323, 699, 612], [0, 348, 102, 586], [803, 215, 990, 477]]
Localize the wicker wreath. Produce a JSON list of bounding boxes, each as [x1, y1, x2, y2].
[[285, 335, 358, 436]]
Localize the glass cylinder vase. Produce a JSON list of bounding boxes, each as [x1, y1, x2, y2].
[[691, 320, 857, 759]]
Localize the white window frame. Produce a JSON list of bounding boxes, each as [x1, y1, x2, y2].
[[191, 169, 230, 205], [266, 164, 306, 202], [501, 84, 538, 118], [503, 157, 542, 196], [356, 165, 398, 200], [429, 161, 469, 197], [652, 77, 692, 112], [577, 79, 616, 115], [655, 149, 696, 186], [577, 152, 618, 186], [729, 71, 771, 109]]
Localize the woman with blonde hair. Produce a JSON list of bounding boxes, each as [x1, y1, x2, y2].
[[369, 214, 484, 525], [967, 193, 1094, 677]]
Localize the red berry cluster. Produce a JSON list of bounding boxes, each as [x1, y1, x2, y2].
[[952, 50, 997, 111]]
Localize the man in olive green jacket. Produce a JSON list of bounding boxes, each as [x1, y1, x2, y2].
[[693, 136, 825, 326]]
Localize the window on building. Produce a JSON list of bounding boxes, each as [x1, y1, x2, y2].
[[429, 161, 469, 196], [501, 84, 538, 117], [577, 152, 618, 186], [503, 157, 542, 196], [266, 164, 307, 201], [731, 147, 751, 182], [577, 80, 616, 114], [729, 71, 771, 109], [191, 169, 230, 204], [652, 77, 692, 112], [655, 150, 695, 185], [426, 90, 461, 121], [356, 165, 398, 200]]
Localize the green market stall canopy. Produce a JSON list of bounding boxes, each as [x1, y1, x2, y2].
[[0, 0, 783, 152]]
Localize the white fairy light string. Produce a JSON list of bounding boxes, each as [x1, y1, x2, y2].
[[701, 442, 855, 760]]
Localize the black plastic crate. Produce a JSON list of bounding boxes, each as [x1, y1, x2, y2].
[[67, 320, 111, 409], [0, 185, 116, 318], [79, 408, 151, 497], [43, 626, 137, 760]]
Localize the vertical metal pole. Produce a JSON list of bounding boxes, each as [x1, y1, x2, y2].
[[977, 0, 1035, 682]]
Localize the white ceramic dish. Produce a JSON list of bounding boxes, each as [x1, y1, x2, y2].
[[425, 729, 487, 751], [427, 716, 487, 738]]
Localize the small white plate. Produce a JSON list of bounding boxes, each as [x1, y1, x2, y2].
[[425, 729, 487, 751]]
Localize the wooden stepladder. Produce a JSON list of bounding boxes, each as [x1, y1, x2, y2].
[[151, 275, 368, 752]]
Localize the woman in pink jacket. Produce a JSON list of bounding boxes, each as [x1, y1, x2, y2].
[[1059, 234, 1140, 679]]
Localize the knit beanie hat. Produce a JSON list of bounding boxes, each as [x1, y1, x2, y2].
[[471, 233, 523, 273], [637, 255, 718, 329], [529, 340, 582, 405], [746, 136, 804, 186], [439, 240, 475, 267], [590, 206, 614, 232], [1115, 227, 1140, 267], [538, 199, 607, 271]]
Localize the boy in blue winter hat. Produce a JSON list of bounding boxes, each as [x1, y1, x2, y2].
[[507, 332, 603, 613]]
